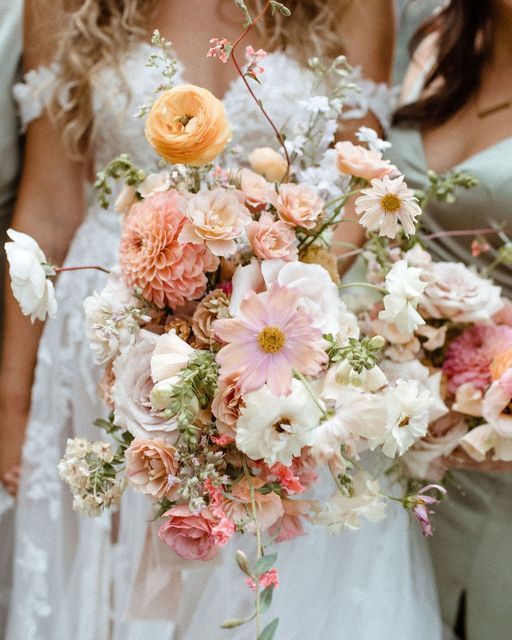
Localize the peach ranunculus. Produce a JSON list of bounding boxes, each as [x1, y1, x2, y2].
[[248, 147, 288, 182], [145, 84, 232, 167], [223, 477, 284, 532], [239, 168, 277, 210], [211, 371, 244, 439], [125, 437, 180, 500], [158, 505, 218, 560], [179, 188, 250, 257], [246, 211, 298, 261], [119, 191, 218, 309], [335, 141, 395, 181], [276, 183, 324, 229]]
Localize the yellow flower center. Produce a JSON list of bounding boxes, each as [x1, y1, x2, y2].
[[380, 193, 402, 213], [398, 413, 410, 428], [272, 417, 292, 433], [174, 114, 193, 129], [258, 326, 286, 353]]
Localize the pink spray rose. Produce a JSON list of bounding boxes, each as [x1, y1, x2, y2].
[[239, 168, 277, 211], [211, 371, 244, 439], [335, 141, 395, 181], [159, 505, 218, 561], [246, 211, 298, 261], [125, 437, 180, 500], [276, 183, 324, 230]]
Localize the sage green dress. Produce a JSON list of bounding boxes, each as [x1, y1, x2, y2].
[[388, 103, 512, 638]]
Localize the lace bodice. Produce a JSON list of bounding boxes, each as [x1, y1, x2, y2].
[[14, 42, 395, 177]]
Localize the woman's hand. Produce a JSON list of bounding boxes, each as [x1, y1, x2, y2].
[[441, 447, 512, 473]]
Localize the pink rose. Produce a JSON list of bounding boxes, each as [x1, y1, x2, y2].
[[276, 183, 324, 229], [223, 477, 284, 532], [239, 168, 277, 211], [159, 505, 218, 561], [335, 141, 395, 181], [125, 437, 180, 500], [246, 211, 298, 261], [179, 188, 251, 257], [211, 372, 244, 439]]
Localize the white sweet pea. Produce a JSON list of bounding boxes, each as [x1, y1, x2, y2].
[[356, 126, 391, 153], [236, 380, 323, 466], [5, 229, 57, 322], [381, 379, 431, 457], [379, 260, 426, 334], [313, 471, 386, 532]]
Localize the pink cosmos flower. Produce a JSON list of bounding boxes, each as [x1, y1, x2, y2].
[[158, 505, 218, 561], [246, 568, 279, 592], [276, 183, 324, 230], [404, 484, 447, 537], [443, 324, 512, 394], [207, 37, 230, 63], [119, 191, 218, 309], [215, 283, 327, 396], [246, 212, 298, 261], [245, 45, 267, 77]]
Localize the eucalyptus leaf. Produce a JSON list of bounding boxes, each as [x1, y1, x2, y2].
[[260, 586, 274, 613], [258, 618, 279, 640], [254, 553, 277, 577]]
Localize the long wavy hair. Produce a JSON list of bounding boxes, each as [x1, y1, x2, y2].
[[393, 0, 494, 129], [46, 0, 353, 159]]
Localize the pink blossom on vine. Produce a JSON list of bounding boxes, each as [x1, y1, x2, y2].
[[207, 38, 230, 63], [245, 45, 267, 77]]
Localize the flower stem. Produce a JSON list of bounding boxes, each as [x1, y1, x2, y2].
[[293, 370, 326, 417], [243, 457, 262, 638], [229, 2, 291, 182], [55, 265, 110, 274], [338, 282, 386, 295]]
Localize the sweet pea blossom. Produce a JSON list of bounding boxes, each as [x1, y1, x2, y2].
[[207, 37, 230, 63], [403, 484, 447, 537], [5, 229, 57, 322], [245, 45, 267, 77], [379, 260, 426, 334]]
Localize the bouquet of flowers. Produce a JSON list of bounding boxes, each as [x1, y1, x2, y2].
[[9, 1, 509, 636]]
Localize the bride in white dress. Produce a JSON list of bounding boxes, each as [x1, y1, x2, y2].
[[1, 1, 442, 639]]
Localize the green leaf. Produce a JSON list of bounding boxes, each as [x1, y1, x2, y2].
[[260, 586, 274, 613], [258, 618, 279, 640], [254, 553, 277, 577]]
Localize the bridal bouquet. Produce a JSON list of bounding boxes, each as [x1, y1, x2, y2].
[[7, 1, 501, 636]]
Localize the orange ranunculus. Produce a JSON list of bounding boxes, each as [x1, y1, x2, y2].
[[145, 84, 232, 167]]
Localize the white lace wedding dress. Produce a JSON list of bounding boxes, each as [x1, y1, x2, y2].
[[5, 43, 442, 640]]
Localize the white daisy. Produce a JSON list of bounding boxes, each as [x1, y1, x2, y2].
[[355, 174, 421, 239]]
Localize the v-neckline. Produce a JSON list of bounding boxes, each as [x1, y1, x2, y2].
[[414, 128, 512, 174]]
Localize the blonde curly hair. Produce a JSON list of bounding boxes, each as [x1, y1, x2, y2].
[[47, 0, 353, 158]]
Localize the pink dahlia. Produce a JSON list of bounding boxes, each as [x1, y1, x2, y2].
[[119, 191, 218, 309], [214, 284, 327, 396], [443, 324, 512, 394]]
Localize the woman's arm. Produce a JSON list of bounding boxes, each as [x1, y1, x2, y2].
[[0, 2, 86, 493], [333, 0, 396, 273]]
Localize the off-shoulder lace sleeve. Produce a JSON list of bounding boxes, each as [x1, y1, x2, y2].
[[13, 64, 59, 130], [341, 67, 400, 133]]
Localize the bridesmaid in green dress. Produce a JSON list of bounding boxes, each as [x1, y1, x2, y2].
[[387, 1, 512, 638]]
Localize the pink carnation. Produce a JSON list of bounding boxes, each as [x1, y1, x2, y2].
[[246, 212, 298, 261], [215, 283, 328, 396], [119, 191, 218, 309], [159, 505, 218, 561], [443, 324, 512, 394], [246, 569, 279, 592]]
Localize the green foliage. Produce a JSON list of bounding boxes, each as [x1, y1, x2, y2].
[[94, 154, 145, 208], [258, 618, 279, 640]]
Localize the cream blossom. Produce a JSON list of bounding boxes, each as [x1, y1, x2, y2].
[[239, 168, 277, 210], [312, 471, 386, 532], [420, 262, 504, 323], [452, 383, 483, 417], [482, 378, 512, 437], [248, 147, 288, 182], [381, 379, 431, 457], [379, 260, 426, 334], [5, 229, 57, 322], [179, 188, 250, 257], [138, 171, 172, 198], [355, 175, 421, 239], [276, 183, 324, 229], [460, 424, 512, 462], [236, 380, 324, 466], [149, 331, 195, 411], [114, 184, 138, 214]]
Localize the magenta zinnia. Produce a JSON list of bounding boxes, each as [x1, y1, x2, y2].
[[214, 284, 327, 396]]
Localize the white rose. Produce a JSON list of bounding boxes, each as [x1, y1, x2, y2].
[[112, 330, 180, 440], [421, 262, 503, 323], [5, 229, 57, 322]]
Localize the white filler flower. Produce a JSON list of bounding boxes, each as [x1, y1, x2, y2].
[[236, 379, 323, 466], [5, 229, 57, 322], [379, 260, 426, 334]]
